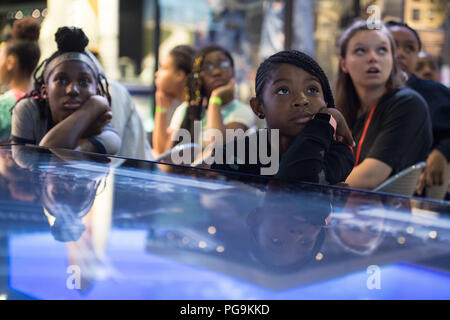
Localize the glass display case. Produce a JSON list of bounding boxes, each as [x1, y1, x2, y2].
[[0, 144, 449, 300]]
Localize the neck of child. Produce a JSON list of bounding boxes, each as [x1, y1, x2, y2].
[[355, 85, 386, 114], [10, 75, 31, 94], [278, 134, 294, 155]]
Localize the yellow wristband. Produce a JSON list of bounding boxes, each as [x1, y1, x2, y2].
[[209, 96, 222, 106], [155, 106, 168, 114]]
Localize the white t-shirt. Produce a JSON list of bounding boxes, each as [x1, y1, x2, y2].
[[168, 99, 255, 146]]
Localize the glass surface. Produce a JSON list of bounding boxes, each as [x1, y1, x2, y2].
[[0, 144, 449, 300]]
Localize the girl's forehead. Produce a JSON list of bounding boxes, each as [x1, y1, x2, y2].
[[349, 30, 390, 45], [389, 25, 417, 40], [203, 50, 230, 63], [268, 63, 320, 83], [52, 60, 96, 77]]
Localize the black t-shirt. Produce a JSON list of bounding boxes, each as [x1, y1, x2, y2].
[[211, 113, 355, 185], [352, 87, 432, 175], [407, 74, 450, 161]]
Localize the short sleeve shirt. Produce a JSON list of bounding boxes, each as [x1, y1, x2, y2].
[[0, 89, 25, 142], [169, 99, 255, 132], [11, 97, 118, 154], [352, 87, 433, 175]]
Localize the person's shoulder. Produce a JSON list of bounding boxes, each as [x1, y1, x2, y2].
[[223, 99, 255, 125], [409, 74, 449, 92], [222, 99, 246, 111], [13, 97, 39, 115], [385, 87, 428, 110], [0, 91, 15, 107]]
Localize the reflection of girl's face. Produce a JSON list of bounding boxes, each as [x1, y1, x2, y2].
[[43, 173, 97, 214], [256, 212, 322, 266]]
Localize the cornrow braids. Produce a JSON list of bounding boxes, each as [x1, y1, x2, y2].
[[255, 50, 335, 108], [385, 20, 422, 51]]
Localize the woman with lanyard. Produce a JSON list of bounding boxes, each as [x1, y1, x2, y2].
[[336, 20, 432, 190]]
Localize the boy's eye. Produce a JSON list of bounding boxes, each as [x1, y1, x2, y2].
[[276, 87, 290, 95]]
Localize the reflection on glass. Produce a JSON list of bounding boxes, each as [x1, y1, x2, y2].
[[329, 191, 386, 256], [247, 185, 331, 273]]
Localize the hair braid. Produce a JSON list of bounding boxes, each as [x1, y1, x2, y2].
[[255, 50, 335, 108]]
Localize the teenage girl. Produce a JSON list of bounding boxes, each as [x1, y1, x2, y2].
[[212, 50, 355, 185], [152, 45, 196, 157], [11, 26, 121, 155], [336, 20, 432, 189]]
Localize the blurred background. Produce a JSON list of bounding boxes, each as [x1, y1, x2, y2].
[[1, 0, 449, 135]]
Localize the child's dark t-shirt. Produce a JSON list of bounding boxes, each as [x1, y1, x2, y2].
[[211, 113, 355, 185]]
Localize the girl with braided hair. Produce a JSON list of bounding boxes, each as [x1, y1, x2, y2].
[[11, 26, 121, 155], [211, 50, 355, 185], [0, 17, 41, 142], [167, 44, 255, 154]]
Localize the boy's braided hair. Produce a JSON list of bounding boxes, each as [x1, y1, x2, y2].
[[255, 50, 335, 108]]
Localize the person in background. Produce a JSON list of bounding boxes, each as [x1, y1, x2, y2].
[[416, 51, 441, 83], [87, 51, 152, 160], [386, 21, 450, 196], [152, 45, 196, 157], [168, 44, 255, 156], [336, 20, 432, 190], [0, 17, 41, 142], [211, 50, 355, 185], [11, 26, 121, 155]]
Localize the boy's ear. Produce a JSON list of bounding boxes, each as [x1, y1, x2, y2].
[[250, 97, 265, 119]]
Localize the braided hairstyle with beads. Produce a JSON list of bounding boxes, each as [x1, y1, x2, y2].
[[20, 27, 111, 120], [255, 50, 335, 109], [179, 44, 234, 140]]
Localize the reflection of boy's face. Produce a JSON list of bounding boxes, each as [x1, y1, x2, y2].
[[253, 64, 327, 138], [253, 207, 322, 266]]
